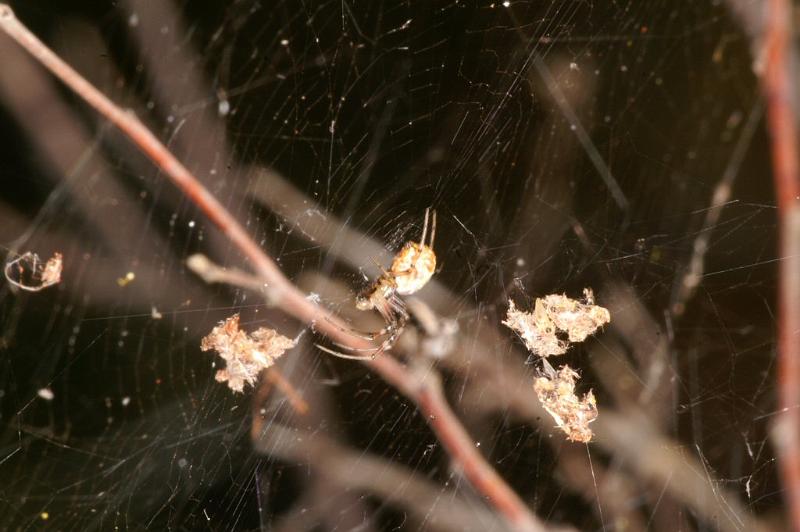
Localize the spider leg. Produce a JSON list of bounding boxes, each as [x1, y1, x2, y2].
[[420, 207, 430, 247], [323, 315, 391, 341], [315, 343, 379, 361], [329, 338, 392, 353], [428, 209, 436, 248], [370, 257, 391, 277], [388, 301, 410, 327], [327, 315, 405, 353], [376, 293, 408, 322], [362, 336, 394, 358], [391, 294, 409, 315], [316, 321, 402, 359], [332, 323, 404, 355], [316, 288, 409, 361], [419, 208, 437, 248], [318, 306, 407, 359]]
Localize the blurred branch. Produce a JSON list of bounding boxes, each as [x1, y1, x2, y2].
[[261, 367, 309, 416], [122, 0, 232, 173], [187, 253, 272, 296], [532, 54, 628, 214], [0, 16, 225, 320], [256, 423, 531, 532], [248, 168, 391, 271], [670, 101, 763, 317], [601, 283, 675, 424], [759, 0, 800, 529], [0, 18, 164, 260], [254, 345, 378, 532], [0, 7, 544, 530], [725, 0, 765, 49]]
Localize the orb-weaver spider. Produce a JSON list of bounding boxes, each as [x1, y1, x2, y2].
[[317, 208, 437, 360]]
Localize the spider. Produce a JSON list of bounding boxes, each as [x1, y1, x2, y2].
[[317, 208, 437, 360]]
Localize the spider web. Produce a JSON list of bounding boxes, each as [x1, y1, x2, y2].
[[0, 0, 782, 530]]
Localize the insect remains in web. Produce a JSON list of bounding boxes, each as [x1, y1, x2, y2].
[[503, 289, 610, 443], [201, 314, 296, 393], [316, 208, 437, 360], [533, 359, 598, 443], [4, 251, 63, 292], [503, 288, 610, 357]]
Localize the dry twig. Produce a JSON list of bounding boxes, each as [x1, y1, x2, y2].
[[257, 423, 528, 532]]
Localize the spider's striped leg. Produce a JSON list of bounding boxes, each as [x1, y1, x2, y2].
[[327, 314, 406, 354], [315, 343, 380, 360], [317, 295, 408, 360], [419, 208, 437, 248], [420, 208, 430, 247], [316, 328, 399, 359], [323, 315, 391, 341], [428, 209, 436, 248], [378, 293, 408, 325], [323, 323, 404, 358]]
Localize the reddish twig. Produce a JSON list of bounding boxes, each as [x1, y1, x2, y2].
[[264, 368, 310, 416], [0, 6, 542, 530], [415, 370, 538, 528], [762, 0, 800, 529], [258, 422, 512, 532]]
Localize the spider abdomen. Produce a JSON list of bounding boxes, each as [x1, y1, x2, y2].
[[392, 243, 436, 295]]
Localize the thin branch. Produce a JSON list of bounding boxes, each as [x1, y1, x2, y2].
[[670, 101, 763, 317], [288, 272, 639, 529], [532, 54, 628, 215], [761, 0, 800, 529], [256, 346, 378, 532], [0, 20, 169, 260], [186, 253, 273, 297], [412, 365, 536, 527], [261, 368, 309, 416], [0, 7, 543, 530], [256, 422, 530, 532]]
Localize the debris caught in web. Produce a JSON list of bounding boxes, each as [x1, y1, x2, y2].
[[4, 252, 63, 292], [503, 288, 610, 357], [504, 288, 609, 443], [533, 363, 598, 443], [201, 314, 295, 393]]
